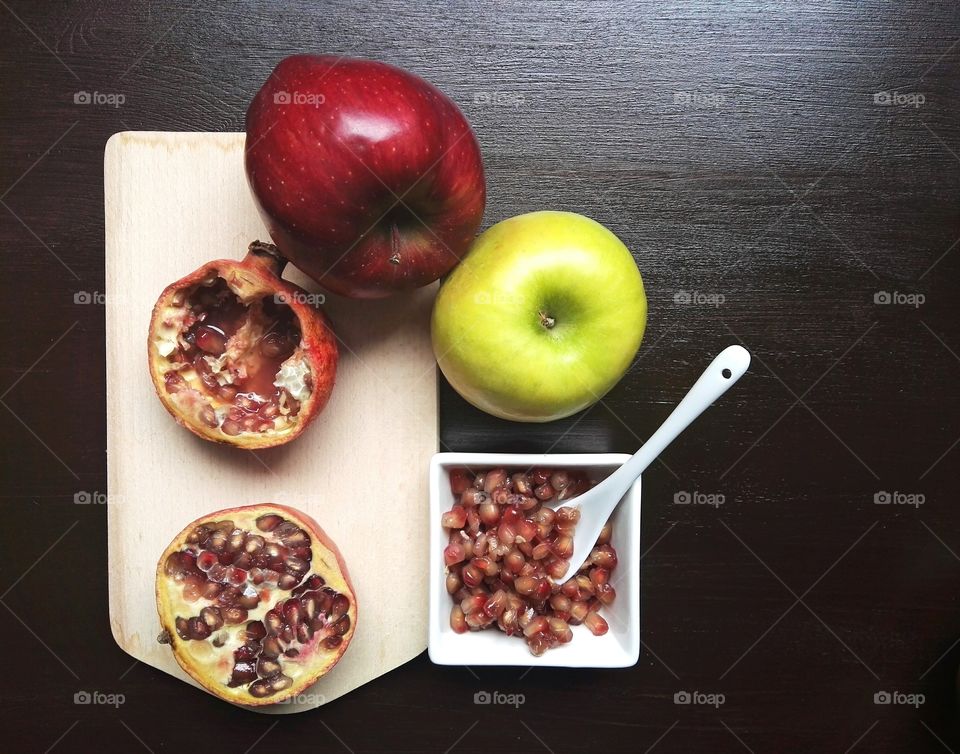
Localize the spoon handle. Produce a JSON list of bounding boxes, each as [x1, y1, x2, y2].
[[603, 345, 751, 499]]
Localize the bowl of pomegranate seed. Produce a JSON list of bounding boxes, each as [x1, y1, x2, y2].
[[428, 453, 640, 667]]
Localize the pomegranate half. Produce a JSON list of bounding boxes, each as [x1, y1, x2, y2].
[[147, 241, 338, 449], [156, 504, 357, 706]]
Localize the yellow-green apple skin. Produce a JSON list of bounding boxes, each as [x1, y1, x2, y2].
[[431, 211, 647, 422]]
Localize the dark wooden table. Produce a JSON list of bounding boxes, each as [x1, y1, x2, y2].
[[2, 1, 959, 751]]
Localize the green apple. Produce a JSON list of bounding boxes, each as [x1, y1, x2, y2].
[[431, 211, 647, 422]]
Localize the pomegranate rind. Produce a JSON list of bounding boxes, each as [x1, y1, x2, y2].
[[155, 503, 357, 707], [147, 245, 338, 449]]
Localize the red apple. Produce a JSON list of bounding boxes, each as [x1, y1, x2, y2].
[[245, 55, 486, 298]]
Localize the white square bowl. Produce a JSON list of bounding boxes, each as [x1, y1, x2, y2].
[[428, 452, 641, 668]]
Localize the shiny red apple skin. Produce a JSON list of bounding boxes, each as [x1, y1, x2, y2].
[[245, 55, 486, 299]]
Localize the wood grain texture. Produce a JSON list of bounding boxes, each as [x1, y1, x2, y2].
[[1, 0, 959, 751], [104, 131, 437, 712]]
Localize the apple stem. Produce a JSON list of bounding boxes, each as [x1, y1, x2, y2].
[[389, 223, 402, 264], [246, 240, 288, 276], [538, 311, 556, 329]]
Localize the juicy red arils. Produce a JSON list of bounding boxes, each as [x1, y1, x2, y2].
[[442, 467, 618, 656], [159, 505, 357, 707]]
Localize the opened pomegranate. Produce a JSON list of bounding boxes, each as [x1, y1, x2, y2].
[[147, 241, 338, 449], [156, 504, 357, 706], [442, 468, 617, 655]]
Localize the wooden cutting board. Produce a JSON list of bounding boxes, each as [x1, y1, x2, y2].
[[105, 131, 437, 713]]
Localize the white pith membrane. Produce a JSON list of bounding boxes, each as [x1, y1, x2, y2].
[[158, 509, 355, 703], [152, 273, 313, 441], [442, 468, 618, 656]]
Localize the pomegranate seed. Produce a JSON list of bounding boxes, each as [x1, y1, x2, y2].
[[553, 536, 573, 559], [548, 616, 572, 642], [257, 657, 282, 678], [478, 502, 500, 526], [441, 507, 468, 529], [591, 545, 618, 569], [596, 583, 616, 605], [498, 523, 516, 546], [511, 472, 532, 495], [200, 606, 224, 630], [514, 576, 536, 596], [484, 590, 509, 618], [196, 551, 217, 571], [575, 575, 595, 595], [492, 487, 511, 505], [532, 507, 556, 526], [245, 620, 266, 641], [461, 594, 487, 615], [531, 543, 551, 560], [450, 605, 468, 633], [200, 581, 222, 600], [282, 598, 302, 625], [462, 564, 483, 588], [515, 520, 537, 544], [533, 578, 552, 601], [221, 607, 248, 625], [226, 530, 244, 552], [584, 612, 608, 636], [466, 508, 481, 536], [482, 468, 508, 492], [569, 601, 589, 624], [505, 549, 525, 574], [473, 532, 489, 557], [523, 616, 549, 637], [449, 468, 472, 495], [550, 594, 571, 612], [322, 636, 343, 649], [473, 472, 486, 490], [590, 567, 610, 587], [531, 468, 551, 485], [331, 594, 349, 620], [597, 522, 612, 546], [228, 659, 257, 687], [446, 570, 462, 594], [545, 558, 569, 580], [226, 567, 247, 586], [277, 573, 299, 590], [261, 636, 281, 658], [517, 495, 539, 511], [534, 483, 555, 501], [181, 582, 201, 601], [460, 489, 488, 507], [284, 556, 308, 575], [444, 542, 465, 567], [255, 514, 284, 532], [550, 471, 570, 491], [526, 632, 552, 656]]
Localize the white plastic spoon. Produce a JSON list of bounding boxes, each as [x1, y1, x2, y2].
[[557, 344, 751, 577]]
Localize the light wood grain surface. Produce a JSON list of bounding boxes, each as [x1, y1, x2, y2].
[[104, 131, 437, 712]]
